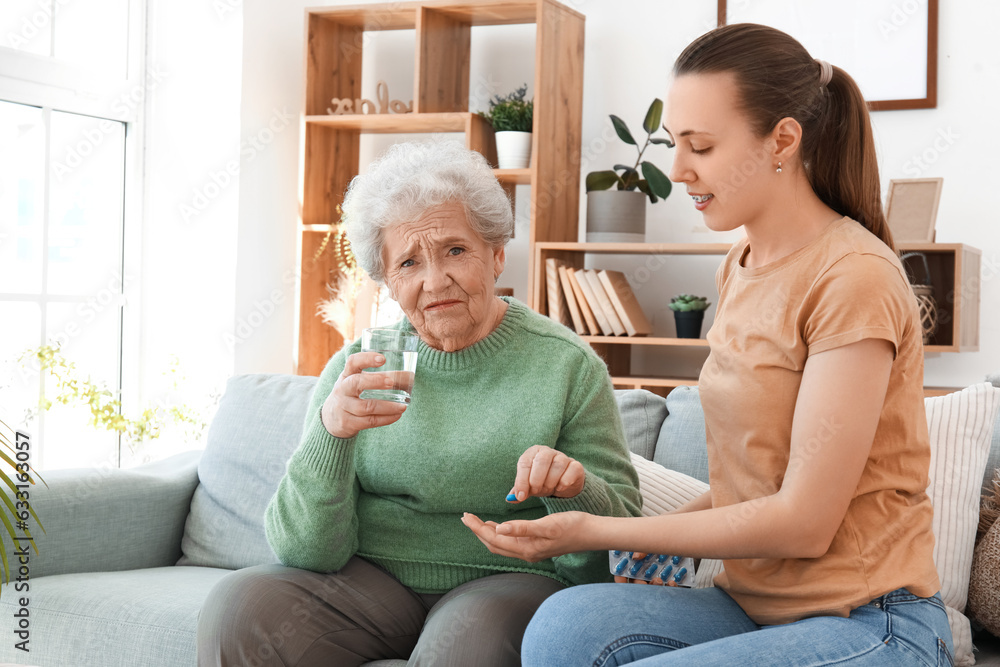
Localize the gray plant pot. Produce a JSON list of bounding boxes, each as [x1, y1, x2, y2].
[[586, 190, 647, 243]]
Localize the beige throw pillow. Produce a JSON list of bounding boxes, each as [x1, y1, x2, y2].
[[925, 383, 1000, 666]]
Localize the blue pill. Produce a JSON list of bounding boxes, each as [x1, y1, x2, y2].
[[614, 558, 629, 575], [506, 493, 517, 502], [656, 554, 668, 563], [673, 567, 688, 582], [661, 565, 673, 578], [672, 555, 682, 565], [628, 560, 644, 577], [643, 563, 659, 578], [612, 550, 622, 557]]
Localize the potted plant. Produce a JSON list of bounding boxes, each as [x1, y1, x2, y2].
[[668, 294, 711, 339], [585, 98, 674, 242], [478, 84, 533, 169]]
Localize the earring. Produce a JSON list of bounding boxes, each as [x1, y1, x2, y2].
[[776, 162, 783, 174]]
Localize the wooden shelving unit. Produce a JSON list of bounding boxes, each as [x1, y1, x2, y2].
[[534, 241, 981, 394], [297, 0, 585, 375]]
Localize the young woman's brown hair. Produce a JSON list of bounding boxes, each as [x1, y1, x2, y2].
[[674, 23, 895, 252]]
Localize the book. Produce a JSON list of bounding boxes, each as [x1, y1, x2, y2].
[[582, 270, 626, 336], [566, 268, 600, 335], [545, 258, 572, 328], [557, 265, 588, 335], [598, 269, 653, 336], [573, 269, 613, 335]]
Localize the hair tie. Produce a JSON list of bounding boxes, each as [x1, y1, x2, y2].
[[816, 59, 833, 87]]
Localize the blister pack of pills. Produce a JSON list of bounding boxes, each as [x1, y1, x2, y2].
[[608, 551, 696, 586]]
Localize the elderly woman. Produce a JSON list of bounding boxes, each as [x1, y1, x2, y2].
[[197, 140, 642, 667]]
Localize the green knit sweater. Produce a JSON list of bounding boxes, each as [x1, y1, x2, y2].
[[264, 298, 642, 592]]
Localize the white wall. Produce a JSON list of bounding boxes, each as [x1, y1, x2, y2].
[[132, 0, 243, 464], [233, 0, 1000, 387]]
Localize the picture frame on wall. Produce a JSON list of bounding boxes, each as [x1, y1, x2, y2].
[[717, 0, 938, 111], [885, 178, 944, 243]]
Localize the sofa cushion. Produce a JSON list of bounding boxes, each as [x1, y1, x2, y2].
[[614, 389, 669, 460], [925, 383, 1000, 666], [653, 386, 709, 484], [178, 373, 319, 569], [0, 566, 230, 666]]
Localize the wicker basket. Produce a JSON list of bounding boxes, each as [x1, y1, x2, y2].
[[900, 252, 938, 344], [970, 485, 1000, 635]]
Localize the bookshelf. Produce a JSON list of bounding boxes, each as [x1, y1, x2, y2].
[[296, 0, 585, 376], [534, 241, 981, 395]]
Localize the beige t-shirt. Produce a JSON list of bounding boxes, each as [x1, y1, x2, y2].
[[700, 217, 940, 625]]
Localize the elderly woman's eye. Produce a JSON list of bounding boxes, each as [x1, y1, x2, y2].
[[401, 259, 415, 268], [449, 247, 464, 256]]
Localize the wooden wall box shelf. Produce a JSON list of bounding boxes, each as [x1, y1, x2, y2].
[[534, 241, 981, 395]]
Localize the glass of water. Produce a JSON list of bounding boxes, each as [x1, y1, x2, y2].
[[359, 328, 420, 404]]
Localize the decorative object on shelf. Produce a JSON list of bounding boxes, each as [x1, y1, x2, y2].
[[900, 251, 939, 344], [317, 210, 370, 341], [582, 270, 625, 335], [598, 270, 652, 337], [585, 98, 674, 242], [545, 258, 573, 328], [669, 294, 711, 339], [557, 265, 587, 335], [327, 80, 413, 115], [566, 268, 600, 335], [478, 84, 533, 169], [885, 177, 943, 243]]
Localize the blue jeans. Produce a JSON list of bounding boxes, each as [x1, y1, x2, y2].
[[522, 585, 954, 666]]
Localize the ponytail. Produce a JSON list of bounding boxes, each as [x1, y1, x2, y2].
[[812, 67, 895, 252], [674, 24, 896, 252]]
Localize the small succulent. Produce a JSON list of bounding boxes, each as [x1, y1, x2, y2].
[[478, 85, 533, 133], [668, 294, 711, 312], [585, 98, 674, 204]]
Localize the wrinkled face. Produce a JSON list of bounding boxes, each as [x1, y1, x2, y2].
[[665, 72, 776, 232], [382, 202, 506, 351]]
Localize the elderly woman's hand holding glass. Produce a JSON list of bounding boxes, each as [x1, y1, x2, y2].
[[197, 141, 642, 667]]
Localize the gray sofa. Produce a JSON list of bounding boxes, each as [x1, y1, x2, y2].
[[2, 372, 1000, 666]]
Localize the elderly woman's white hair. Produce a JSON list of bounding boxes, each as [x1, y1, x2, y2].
[[342, 141, 515, 284]]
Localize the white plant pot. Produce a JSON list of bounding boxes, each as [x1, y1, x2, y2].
[[495, 131, 532, 169], [586, 190, 648, 243]]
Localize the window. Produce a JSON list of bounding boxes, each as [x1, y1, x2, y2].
[[0, 0, 145, 471]]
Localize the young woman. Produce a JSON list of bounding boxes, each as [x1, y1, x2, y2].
[[461, 23, 954, 666]]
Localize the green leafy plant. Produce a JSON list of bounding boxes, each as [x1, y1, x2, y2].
[[19, 345, 207, 450], [478, 84, 533, 132], [586, 98, 674, 203], [0, 418, 44, 597], [668, 294, 711, 312]]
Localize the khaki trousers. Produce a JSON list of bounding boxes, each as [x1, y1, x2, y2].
[[196, 556, 564, 666]]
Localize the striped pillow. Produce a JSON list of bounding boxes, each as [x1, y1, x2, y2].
[[926, 383, 1000, 667]]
